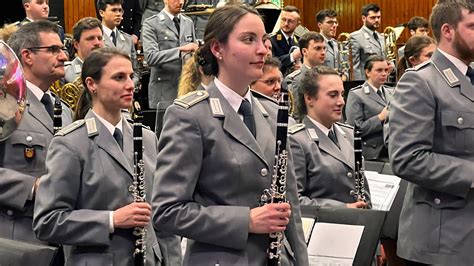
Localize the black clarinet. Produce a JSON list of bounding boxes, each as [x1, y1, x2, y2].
[[350, 125, 368, 204], [260, 85, 290, 266], [131, 101, 146, 266], [53, 96, 62, 134]]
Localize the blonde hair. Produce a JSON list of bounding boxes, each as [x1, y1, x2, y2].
[[178, 54, 203, 97], [0, 23, 19, 42]]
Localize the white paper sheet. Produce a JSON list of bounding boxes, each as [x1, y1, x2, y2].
[[307, 223, 364, 265], [364, 171, 401, 211]]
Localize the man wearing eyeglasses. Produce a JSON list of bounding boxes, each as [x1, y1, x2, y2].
[[285, 31, 326, 121], [270, 5, 302, 75], [1, 20, 73, 256]]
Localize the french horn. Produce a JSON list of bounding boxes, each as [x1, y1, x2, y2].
[[0, 40, 27, 141]]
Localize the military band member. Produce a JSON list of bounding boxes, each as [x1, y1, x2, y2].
[[1, 20, 73, 244], [64, 17, 104, 83], [284, 31, 326, 121], [152, 5, 308, 265], [250, 56, 282, 100], [33, 48, 181, 265], [389, 1, 474, 265], [142, 0, 197, 108], [19, 0, 65, 41], [289, 66, 370, 209], [396, 35, 436, 80], [270, 5, 302, 75], [346, 55, 393, 161], [397, 16, 429, 59], [350, 3, 385, 81]]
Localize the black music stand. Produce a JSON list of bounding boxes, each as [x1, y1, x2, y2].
[[0, 237, 58, 266], [301, 206, 386, 266]]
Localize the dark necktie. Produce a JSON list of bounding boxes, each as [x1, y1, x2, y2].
[[238, 99, 256, 138], [376, 88, 386, 103], [110, 31, 116, 46], [373, 32, 380, 46], [328, 129, 340, 149], [173, 16, 180, 35], [466, 66, 474, 85], [113, 128, 123, 151], [40, 94, 53, 120], [287, 36, 293, 47], [328, 40, 334, 49]]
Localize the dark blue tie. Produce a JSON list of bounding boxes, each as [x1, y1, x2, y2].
[[328, 129, 339, 149], [110, 31, 116, 46], [40, 94, 53, 120], [113, 128, 123, 150], [466, 66, 474, 85], [238, 99, 256, 138]]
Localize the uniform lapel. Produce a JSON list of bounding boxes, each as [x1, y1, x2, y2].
[[364, 82, 386, 107], [87, 112, 134, 178], [208, 85, 269, 169], [334, 124, 354, 170], [253, 96, 274, 168], [162, 12, 178, 37], [432, 50, 474, 101], [26, 87, 53, 134], [116, 31, 126, 51], [122, 119, 134, 170], [303, 117, 352, 169]]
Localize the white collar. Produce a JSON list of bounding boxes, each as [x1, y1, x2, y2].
[[367, 81, 382, 92], [26, 80, 52, 102], [163, 9, 179, 21], [438, 48, 469, 76], [307, 115, 334, 137], [102, 25, 116, 39], [281, 31, 293, 42], [214, 78, 252, 116], [92, 110, 123, 136]]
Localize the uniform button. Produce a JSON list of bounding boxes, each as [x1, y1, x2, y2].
[[26, 136, 33, 142], [457, 117, 464, 125], [434, 198, 441, 205], [260, 168, 268, 177], [157, 77, 161, 81], [347, 172, 353, 178], [197, 91, 204, 96], [6, 210, 13, 216]]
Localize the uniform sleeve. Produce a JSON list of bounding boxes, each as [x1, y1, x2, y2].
[[33, 136, 111, 246], [345, 90, 383, 137], [142, 18, 180, 66], [0, 167, 36, 210], [388, 71, 474, 198], [349, 34, 363, 80], [152, 105, 251, 250]]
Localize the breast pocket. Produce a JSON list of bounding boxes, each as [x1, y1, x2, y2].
[[441, 110, 474, 153], [157, 33, 178, 50], [8, 130, 47, 173]]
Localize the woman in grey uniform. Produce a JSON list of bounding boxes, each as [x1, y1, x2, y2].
[[32, 47, 180, 265], [152, 5, 308, 266]]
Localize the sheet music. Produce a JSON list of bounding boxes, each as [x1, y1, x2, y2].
[[307, 223, 364, 266], [365, 171, 401, 211], [301, 217, 316, 244]]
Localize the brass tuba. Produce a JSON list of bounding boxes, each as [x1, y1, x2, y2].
[[0, 40, 27, 141], [383, 26, 398, 62], [337, 32, 354, 81]]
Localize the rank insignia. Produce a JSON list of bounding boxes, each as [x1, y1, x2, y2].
[[277, 34, 282, 41], [24, 147, 35, 159]]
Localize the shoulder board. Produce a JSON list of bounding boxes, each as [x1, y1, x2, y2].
[[286, 69, 302, 80], [174, 90, 209, 109], [252, 97, 269, 117], [181, 14, 192, 21], [336, 122, 353, 130], [288, 123, 305, 135], [251, 90, 278, 104], [55, 119, 85, 136], [119, 30, 131, 37], [349, 85, 363, 91]]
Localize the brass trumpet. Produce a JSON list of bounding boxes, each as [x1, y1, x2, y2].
[[383, 26, 398, 62], [336, 32, 354, 81]]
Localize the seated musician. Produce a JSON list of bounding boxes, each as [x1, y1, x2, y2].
[[289, 65, 370, 209], [250, 56, 282, 101]]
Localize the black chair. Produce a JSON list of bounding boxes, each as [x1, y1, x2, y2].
[[0, 237, 58, 266]]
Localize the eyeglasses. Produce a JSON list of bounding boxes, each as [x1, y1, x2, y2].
[[26, 45, 68, 55], [258, 78, 282, 86]]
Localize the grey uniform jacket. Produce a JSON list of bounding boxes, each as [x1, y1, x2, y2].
[[152, 83, 309, 266], [388, 50, 474, 265], [349, 26, 385, 80], [345, 82, 393, 160], [0, 86, 72, 244], [64, 57, 83, 83], [33, 111, 181, 266], [289, 118, 371, 208], [142, 11, 196, 109], [139, 0, 164, 24], [284, 64, 310, 121]]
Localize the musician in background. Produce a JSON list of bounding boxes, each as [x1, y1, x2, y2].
[[289, 66, 370, 209], [389, 1, 474, 264], [285, 31, 326, 121], [250, 57, 282, 100], [64, 17, 104, 83], [270, 5, 302, 75], [19, 0, 65, 41], [350, 3, 385, 81], [177, 52, 214, 97], [396, 35, 436, 80], [33, 47, 181, 265], [141, 0, 197, 108], [152, 5, 308, 265], [345, 55, 394, 162], [397, 16, 429, 59], [0, 20, 72, 246], [183, 0, 220, 40]]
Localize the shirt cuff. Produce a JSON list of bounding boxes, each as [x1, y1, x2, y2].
[[109, 211, 115, 233]]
